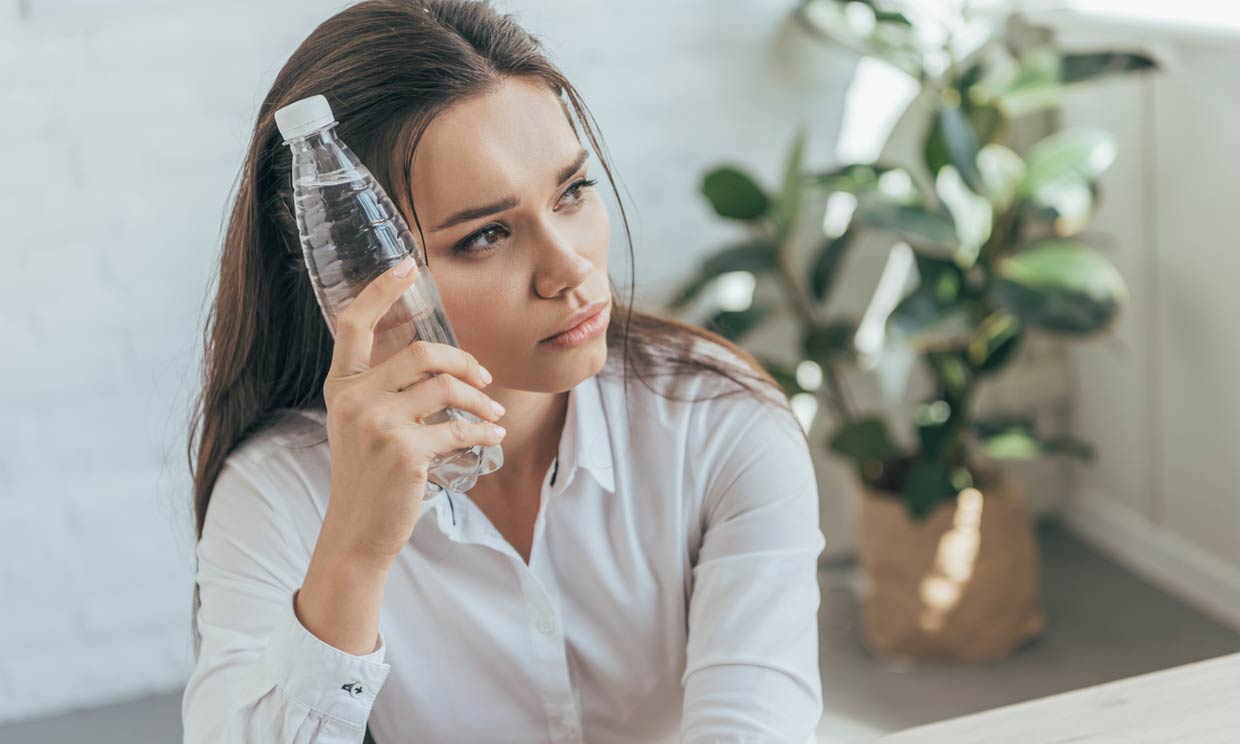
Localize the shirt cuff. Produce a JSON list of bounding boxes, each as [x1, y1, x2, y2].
[[262, 589, 392, 729]]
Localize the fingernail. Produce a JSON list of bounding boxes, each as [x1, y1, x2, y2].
[[479, 366, 493, 385], [392, 256, 416, 277], [490, 400, 506, 417], [491, 424, 506, 438]]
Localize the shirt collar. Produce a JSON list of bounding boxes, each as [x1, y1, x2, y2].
[[421, 370, 617, 531], [553, 371, 616, 495]]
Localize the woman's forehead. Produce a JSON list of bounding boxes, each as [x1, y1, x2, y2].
[[409, 78, 581, 213]]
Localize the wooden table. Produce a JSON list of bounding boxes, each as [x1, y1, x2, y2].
[[877, 652, 1240, 743]]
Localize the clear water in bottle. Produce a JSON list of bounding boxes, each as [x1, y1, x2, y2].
[[275, 94, 503, 496]]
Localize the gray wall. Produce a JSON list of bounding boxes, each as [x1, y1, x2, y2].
[[1047, 18, 1240, 631]]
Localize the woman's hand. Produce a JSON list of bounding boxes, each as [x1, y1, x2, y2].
[[320, 255, 507, 571]]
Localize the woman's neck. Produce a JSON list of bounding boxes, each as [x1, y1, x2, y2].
[[476, 386, 569, 491]]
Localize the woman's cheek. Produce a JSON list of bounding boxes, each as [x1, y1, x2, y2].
[[434, 274, 487, 343], [440, 275, 520, 350], [584, 199, 611, 261]]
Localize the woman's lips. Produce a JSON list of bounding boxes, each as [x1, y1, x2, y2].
[[539, 304, 610, 348], [542, 301, 607, 341]]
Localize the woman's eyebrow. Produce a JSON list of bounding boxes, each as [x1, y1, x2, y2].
[[430, 148, 589, 233]]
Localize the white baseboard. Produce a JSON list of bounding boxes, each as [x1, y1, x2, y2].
[[1064, 494, 1240, 633]]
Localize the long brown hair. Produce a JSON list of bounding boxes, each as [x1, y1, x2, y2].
[[187, 0, 794, 653]]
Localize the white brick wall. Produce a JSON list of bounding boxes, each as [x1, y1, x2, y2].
[[0, 0, 868, 724], [0, 0, 351, 723]]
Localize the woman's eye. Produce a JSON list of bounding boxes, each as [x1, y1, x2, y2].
[[451, 177, 598, 257], [559, 177, 598, 209], [453, 224, 508, 255]]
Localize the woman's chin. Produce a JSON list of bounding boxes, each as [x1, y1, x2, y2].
[[507, 340, 608, 392]]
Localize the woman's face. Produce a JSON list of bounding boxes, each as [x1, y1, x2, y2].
[[407, 77, 612, 393]]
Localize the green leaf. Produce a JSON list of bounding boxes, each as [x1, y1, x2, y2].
[[1019, 127, 1117, 199], [967, 45, 1022, 105], [701, 166, 770, 221], [925, 100, 1002, 180], [1018, 128, 1116, 237], [902, 457, 956, 519], [1041, 436, 1095, 461], [797, 0, 923, 78], [847, 0, 914, 27], [994, 240, 1126, 336], [803, 320, 858, 364], [974, 413, 1039, 460], [968, 311, 1023, 374], [1061, 51, 1157, 84], [873, 9, 913, 27], [852, 198, 958, 253], [957, 54, 989, 95], [949, 465, 975, 493], [915, 254, 964, 298], [995, 46, 1065, 117], [829, 416, 901, 465], [935, 165, 992, 268], [934, 93, 985, 193], [810, 162, 897, 194], [926, 351, 971, 400], [888, 293, 979, 351], [754, 355, 807, 398], [776, 128, 808, 241], [916, 421, 953, 462], [705, 303, 775, 342], [888, 256, 978, 350], [666, 238, 777, 310], [997, 48, 1157, 117], [975, 416, 1095, 462], [1025, 179, 1095, 237], [979, 428, 1040, 459], [977, 144, 1027, 212], [914, 400, 955, 459], [974, 413, 1034, 439], [809, 228, 852, 302]]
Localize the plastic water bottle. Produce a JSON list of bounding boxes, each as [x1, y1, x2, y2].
[[274, 94, 503, 496]]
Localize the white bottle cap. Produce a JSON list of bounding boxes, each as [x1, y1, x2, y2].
[[274, 95, 337, 141]]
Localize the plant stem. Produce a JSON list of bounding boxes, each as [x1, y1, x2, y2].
[[822, 365, 853, 421], [769, 244, 854, 422], [773, 248, 821, 327]]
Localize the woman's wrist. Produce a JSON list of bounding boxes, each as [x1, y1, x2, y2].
[[296, 520, 393, 656], [319, 502, 404, 574]]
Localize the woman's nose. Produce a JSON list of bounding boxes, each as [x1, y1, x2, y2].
[[533, 220, 594, 298]]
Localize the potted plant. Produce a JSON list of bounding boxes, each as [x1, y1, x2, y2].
[[668, 128, 865, 433], [799, 0, 1156, 662], [669, 0, 1157, 664]]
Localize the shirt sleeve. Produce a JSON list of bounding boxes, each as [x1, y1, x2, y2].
[[680, 392, 826, 743], [182, 450, 392, 744]]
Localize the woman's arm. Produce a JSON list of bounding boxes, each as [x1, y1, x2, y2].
[[182, 450, 392, 744], [296, 515, 391, 657], [680, 395, 826, 743]]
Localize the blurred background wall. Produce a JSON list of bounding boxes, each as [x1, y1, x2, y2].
[[1040, 13, 1240, 630]]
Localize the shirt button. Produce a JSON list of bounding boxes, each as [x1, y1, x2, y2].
[[537, 618, 556, 635]]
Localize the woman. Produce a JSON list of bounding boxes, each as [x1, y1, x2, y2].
[[183, 1, 825, 742]]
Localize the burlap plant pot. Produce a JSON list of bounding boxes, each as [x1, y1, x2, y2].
[[855, 468, 1046, 664]]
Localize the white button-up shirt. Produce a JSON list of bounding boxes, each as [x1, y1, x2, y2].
[[183, 350, 825, 743]]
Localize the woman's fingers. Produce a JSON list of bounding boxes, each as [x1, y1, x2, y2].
[[328, 255, 420, 378], [417, 416, 507, 459], [373, 339, 491, 394], [394, 371, 505, 426]]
